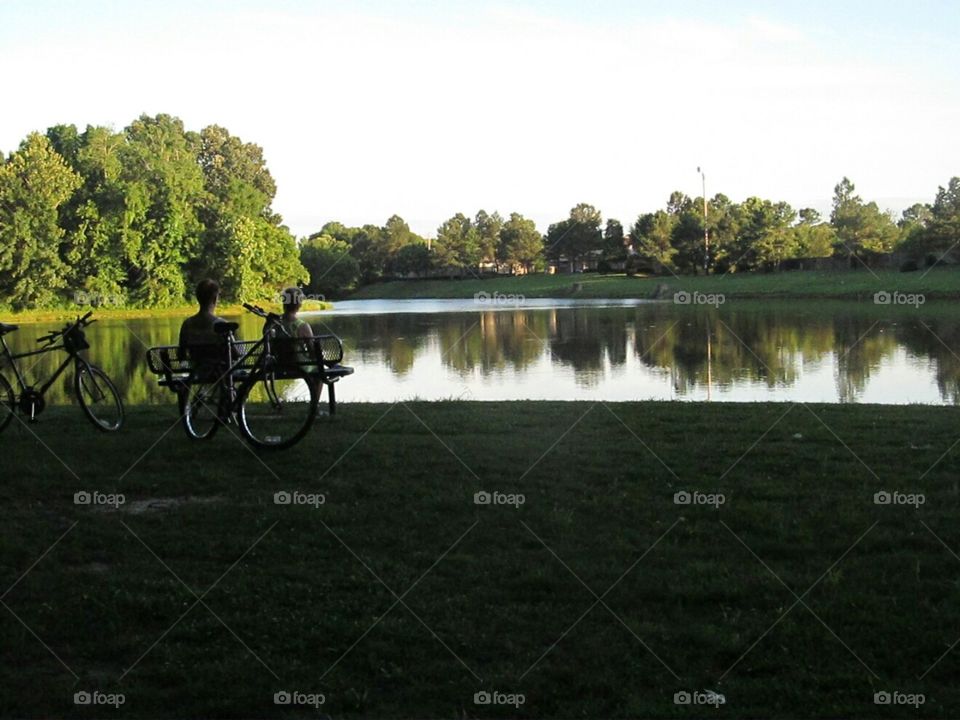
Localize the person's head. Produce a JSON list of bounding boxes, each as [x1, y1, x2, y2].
[[281, 286, 305, 315], [195, 279, 220, 311]]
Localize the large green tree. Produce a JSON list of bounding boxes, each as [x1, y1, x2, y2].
[[0, 133, 81, 308]]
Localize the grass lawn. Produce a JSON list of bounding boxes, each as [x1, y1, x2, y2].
[[348, 267, 960, 301], [1, 401, 959, 718]]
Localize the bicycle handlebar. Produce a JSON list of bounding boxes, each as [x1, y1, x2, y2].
[[35, 311, 97, 344]]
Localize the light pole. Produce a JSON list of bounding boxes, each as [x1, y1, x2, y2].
[[697, 166, 709, 274]]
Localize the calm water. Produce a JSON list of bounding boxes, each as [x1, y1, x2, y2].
[[3, 299, 958, 405]]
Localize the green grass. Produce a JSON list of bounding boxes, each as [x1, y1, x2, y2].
[[349, 267, 960, 301], [2, 401, 960, 718]]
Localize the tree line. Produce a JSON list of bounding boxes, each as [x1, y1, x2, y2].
[[1, 113, 957, 308], [303, 177, 960, 297], [0, 114, 305, 310]]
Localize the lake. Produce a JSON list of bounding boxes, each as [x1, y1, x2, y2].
[[4, 299, 958, 405]]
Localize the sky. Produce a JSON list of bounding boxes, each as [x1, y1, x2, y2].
[[1, 0, 958, 238]]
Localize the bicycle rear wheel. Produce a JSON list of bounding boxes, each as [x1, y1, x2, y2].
[[75, 363, 124, 432], [182, 381, 223, 440], [0, 373, 14, 434], [238, 368, 317, 450]]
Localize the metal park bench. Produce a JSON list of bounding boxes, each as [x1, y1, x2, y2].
[[147, 331, 354, 416]]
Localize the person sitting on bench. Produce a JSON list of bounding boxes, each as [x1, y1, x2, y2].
[[178, 279, 232, 376], [278, 287, 318, 375]]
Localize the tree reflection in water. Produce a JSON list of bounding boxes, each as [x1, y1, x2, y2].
[[5, 301, 956, 405]]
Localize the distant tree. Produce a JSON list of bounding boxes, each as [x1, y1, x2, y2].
[[919, 178, 960, 260], [475, 210, 504, 268], [498, 212, 543, 273], [0, 133, 81, 308], [434, 213, 481, 275], [300, 234, 360, 297], [733, 198, 797, 271], [704, 193, 739, 272], [602, 219, 626, 266], [630, 211, 676, 273], [545, 203, 602, 270], [382, 214, 416, 255], [349, 224, 389, 283], [389, 242, 432, 276], [830, 177, 899, 262]]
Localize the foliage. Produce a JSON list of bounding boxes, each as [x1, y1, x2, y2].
[[0, 115, 305, 310], [300, 234, 360, 298]]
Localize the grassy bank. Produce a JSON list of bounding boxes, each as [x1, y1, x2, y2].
[[349, 266, 960, 301], [2, 300, 332, 325], [2, 401, 959, 717]]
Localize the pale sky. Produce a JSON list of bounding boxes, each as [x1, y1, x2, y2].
[[1, 0, 958, 237]]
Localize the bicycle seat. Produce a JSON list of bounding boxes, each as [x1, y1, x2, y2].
[[214, 321, 239, 335], [0, 322, 18, 335]]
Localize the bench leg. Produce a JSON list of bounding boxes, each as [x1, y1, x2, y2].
[[327, 381, 336, 415]]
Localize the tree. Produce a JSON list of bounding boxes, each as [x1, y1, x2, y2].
[[219, 217, 307, 301], [119, 114, 207, 305], [0, 133, 81, 308], [830, 177, 898, 262], [919, 178, 960, 260], [382, 214, 417, 256], [630, 211, 676, 273], [47, 124, 130, 301], [349, 224, 389, 283], [545, 203, 602, 270], [390, 243, 432, 276], [601, 219, 626, 267], [474, 210, 503, 268], [434, 213, 481, 275], [734, 198, 797, 271], [793, 211, 837, 258], [300, 234, 360, 297], [498, 212, 543, 273]]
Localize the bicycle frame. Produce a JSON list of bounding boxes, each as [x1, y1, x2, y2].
[[0, 336, 85, 396], [199, 315, 290, 422]]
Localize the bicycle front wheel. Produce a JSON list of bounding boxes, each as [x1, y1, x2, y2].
[[238, 368, 317, 450], [75, 363, 124, 432], [0, 373, 14, 434], [182, 381, 223, 441]]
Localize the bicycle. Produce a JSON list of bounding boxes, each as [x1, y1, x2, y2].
[[0, 312, 125, 434], [148, 303, 327, 450]]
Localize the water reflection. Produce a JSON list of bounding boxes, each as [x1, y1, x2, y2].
[[3, 300, 957, 405]]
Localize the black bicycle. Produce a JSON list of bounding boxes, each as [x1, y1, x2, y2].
[[0, 312, 125, 433], [148, 304, 321, 450]]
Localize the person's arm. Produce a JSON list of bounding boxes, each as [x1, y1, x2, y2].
[[297, 321, 314, 339]]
